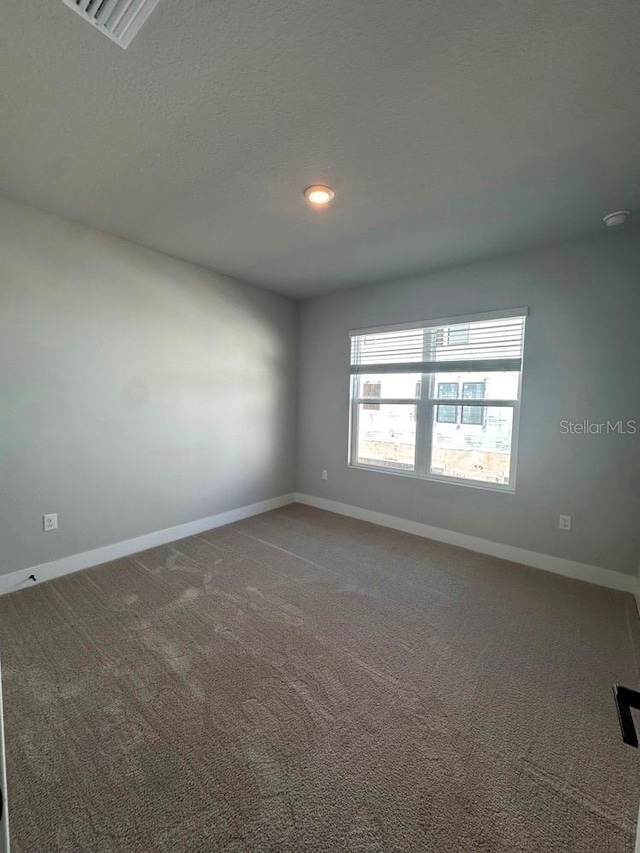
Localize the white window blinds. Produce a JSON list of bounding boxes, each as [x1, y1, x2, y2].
[[349, 309, 527, 375]]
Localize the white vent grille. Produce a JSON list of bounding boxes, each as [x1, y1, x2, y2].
[[62, 0, 163, 48]]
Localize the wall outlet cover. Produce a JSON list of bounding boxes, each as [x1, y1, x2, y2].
[[43, 513, 58, 532]]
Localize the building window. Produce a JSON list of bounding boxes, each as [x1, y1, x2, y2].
[[362, 381, 381, 410], [461, 381, 485, 425], [349, 310, 526, 490], [436, 382, 459, 423]]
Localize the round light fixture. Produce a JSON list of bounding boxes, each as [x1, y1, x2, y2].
[[304, 185, 335, 206], [603, 210, 631, 227]]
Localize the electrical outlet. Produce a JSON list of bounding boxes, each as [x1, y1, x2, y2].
[[43, 513, 58, 532], [322, 469, 328, 481], [558, 514, 571, 531]]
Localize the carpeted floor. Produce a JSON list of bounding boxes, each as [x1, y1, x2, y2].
[[1, 503, 639, 852]]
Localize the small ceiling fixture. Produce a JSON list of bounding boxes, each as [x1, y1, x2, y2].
[[603, 210, 631, 228], [304, 185, 335, 206]]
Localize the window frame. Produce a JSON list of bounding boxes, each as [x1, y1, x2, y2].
[[347, 310, 526, 493]]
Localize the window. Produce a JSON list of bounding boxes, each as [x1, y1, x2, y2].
[[362, 380, 381, 410], [349, 309, 527, 490], [462, 381, 485, 399], [461, 381, 485, 425], [436, 382, 459, 423]]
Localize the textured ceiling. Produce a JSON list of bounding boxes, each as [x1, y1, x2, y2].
[[1, 0, 639, 298]]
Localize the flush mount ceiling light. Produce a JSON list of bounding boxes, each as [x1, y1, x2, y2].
[[603, 210, 631, 227], [304, 185, 335, 206]]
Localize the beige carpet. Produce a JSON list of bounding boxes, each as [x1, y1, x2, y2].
[[1, 503, 639, 852]]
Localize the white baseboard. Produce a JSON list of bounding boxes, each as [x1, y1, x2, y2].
[[294, 493, 637, 595], [0, 494, 295, 597], [2, 490, 635, 599]]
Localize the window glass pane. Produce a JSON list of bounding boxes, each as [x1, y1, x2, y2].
[[462, 381, 485, 400], [356, 403, 416, 471], [461, 406, 484, 425], [355, 373, 421, 400], [436, 381, 459, 398], [436, 405, 458, 424], [429, 371, 519, 401], [429, 406, 514, 485]]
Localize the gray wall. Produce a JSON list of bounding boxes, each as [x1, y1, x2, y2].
[[0, 197, 298, 576], [3, 194, 638, 580], [297, 233, 640, 576]]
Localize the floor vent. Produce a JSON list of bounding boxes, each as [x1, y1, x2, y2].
[[62, 0, 163, 48]]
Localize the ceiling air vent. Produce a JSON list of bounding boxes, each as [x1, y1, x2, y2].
[[62, 0, 163, 48]]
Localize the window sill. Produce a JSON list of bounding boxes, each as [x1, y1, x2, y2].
[[348, 462, 516, 494]]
